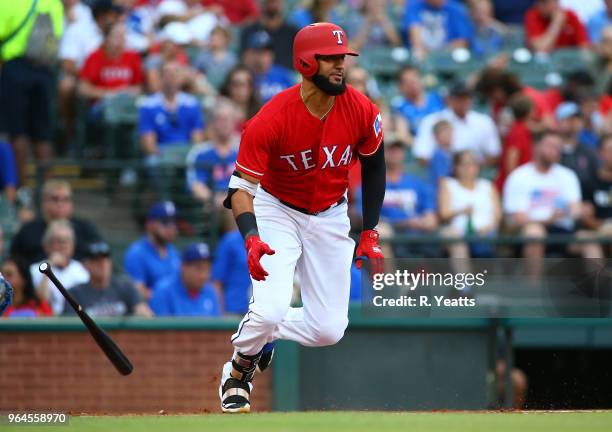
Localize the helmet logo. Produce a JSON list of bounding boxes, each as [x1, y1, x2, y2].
[[332, 30, 344, 45]]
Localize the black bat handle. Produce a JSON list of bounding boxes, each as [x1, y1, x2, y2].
[[39, 262, 81, 312], [38, 262, 134, 375]]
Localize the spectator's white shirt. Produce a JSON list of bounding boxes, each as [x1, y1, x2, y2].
[[30, 260, 90, 315], [443, 177, 496, 233], [59, 20, 103, 68], [503, 162, 581, 229], [413, 109, 501, 161]]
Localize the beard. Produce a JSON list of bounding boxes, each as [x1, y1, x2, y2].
[[312, 72, 347, 96], [152, 230, 169, 247]]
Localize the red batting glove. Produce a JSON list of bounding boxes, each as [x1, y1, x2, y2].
[[355, 229, 384, 275], [245, 235, 276, 281]]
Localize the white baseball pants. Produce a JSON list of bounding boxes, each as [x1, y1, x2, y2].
[[231, 187, 354, 355]]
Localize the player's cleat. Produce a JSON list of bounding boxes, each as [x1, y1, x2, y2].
[[220, 376, 251, 413], [257, 342, 275, 373], [220, 351, 262, 413]]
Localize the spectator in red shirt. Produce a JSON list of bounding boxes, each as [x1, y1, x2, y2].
[[202, 0, 259, 25], [1, 256, 52, 318], [496, 95, 535, 191], [476, 68, 555, 134], [78, 22, 144, 103], [525, 0, 590, 53]]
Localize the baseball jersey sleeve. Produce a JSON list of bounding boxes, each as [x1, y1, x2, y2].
[[235, 116, 277, 179], [357, 101, 384, 157], [123, 247, 146, 285]]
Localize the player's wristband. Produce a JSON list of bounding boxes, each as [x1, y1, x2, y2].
[[236, 212, 259, 240]]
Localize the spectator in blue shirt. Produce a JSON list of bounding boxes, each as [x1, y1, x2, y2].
[[391, 66, 445, 135], [588, 1, 612, 43], [466, 0, 507, 58], [211, 228, 251, 315], [242, 30, 295, 103], [381, 141, 439, 257], [186, 99, 240, 208], [123, 201, 180, 302], [403, 0, 472, 61], [139, 60, 205, 163], [0, 140, 17, 204], [150, 242, 221, 317]]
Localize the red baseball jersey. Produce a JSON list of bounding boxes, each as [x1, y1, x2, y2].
[[80, 48, 143, 90], [236, 84, 384, 213]]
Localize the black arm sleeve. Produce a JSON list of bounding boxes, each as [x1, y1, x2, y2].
[[359, 143, 386, 231]]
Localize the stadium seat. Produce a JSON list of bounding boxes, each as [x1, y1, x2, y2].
[[358, 47, 411, 80], [502, 26, 525, 51], [422, 49, 480, 85], [507, 49, 552, 90], [550, 48, 596, 76], [103, 93, 139, 126], [103, 93, 140, 160]]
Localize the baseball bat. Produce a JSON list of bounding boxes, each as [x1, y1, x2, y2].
[[39, 262, 134, 375]]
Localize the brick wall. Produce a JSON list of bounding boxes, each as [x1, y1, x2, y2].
[[0, 330, 271, 413]]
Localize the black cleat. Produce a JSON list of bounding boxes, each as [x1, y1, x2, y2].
[[220, 378, 251, 413]]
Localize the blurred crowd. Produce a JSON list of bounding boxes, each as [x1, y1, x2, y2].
[[2, 0, 612, 318]]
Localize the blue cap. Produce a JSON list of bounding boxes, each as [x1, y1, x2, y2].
[[182, 242, 211, 263], [147, 201, 176, 221], [246, 30, 273, 50], [555, 102, 581, 121]]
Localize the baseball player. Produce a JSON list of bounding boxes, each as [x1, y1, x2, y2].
[[219, 22, 386, 413]]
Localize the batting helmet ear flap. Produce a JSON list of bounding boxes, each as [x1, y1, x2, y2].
[[297, 56, 318, 78]]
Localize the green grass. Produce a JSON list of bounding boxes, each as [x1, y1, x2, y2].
[[8, 411, 612, 432]]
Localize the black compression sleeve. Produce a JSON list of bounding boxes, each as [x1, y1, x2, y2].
[[236, 212, 259, 240], [359, 144, 386, 230]]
